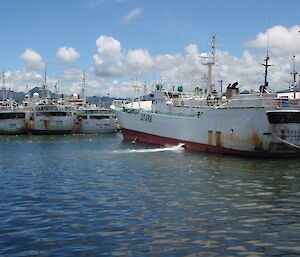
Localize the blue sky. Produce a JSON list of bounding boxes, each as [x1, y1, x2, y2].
[[1, 0, 300, 97]]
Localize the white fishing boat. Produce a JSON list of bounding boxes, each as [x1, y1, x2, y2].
[[112, 36, 300, 158], [29, 100, 76, 135], [0, 71, 28, 135], [66, 72, 118, 134], [76, 106, 118, 134], [0, 100, 28, 135], [27, 66, 77, 135]]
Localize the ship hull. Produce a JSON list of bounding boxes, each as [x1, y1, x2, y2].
[[0, 111, 28, 135], [0, 119, 28, 135], [115, 107, 300, 158], [121, 128, 300, 158], [78, 119, 117, 134], [30, 117, 75, 135]]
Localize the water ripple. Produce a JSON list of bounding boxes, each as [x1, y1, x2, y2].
[[0, 134, 300, 256]]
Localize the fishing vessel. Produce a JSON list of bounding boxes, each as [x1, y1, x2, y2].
[[0, 72, 28, 135], [112, 36, 300, 158], [76, 106, 118, 134], [66, 72, 118, 134], [29, 100, 77, 135], [28, 68, 77, 135], [0, 100, 28, 135]]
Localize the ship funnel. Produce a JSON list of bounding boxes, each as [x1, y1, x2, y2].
[[226, 82, 239, 98]]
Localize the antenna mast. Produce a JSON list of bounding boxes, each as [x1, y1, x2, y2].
[[81, 71, 86, 100], [260, 28, 273, 94], [291, 55, 298, 84], [2, 70, 5, 100], [131, 63, 142, 108], [260, 8, 273, 93], [54, 82, 59, 102], [43, 64, 47, 99], [261, 55, 272, 88], [291, 55, 298, 98], [203, 35, 217, 96]]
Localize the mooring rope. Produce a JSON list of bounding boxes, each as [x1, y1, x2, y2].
[[275, 136, 300, 150]]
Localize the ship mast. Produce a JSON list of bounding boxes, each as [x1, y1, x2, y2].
[[260, 16, 273, 94], [291, 55, 298, 83], [203, 35, 217, 96], [54, 82, 59, 102], [2, 70, 6, 100], [131, 63, 142, 108], [263, 55, 271, 86], [43, 64, 47, 99], [291, 55, 298, 98], [81, 71, 86, 101], [260, 53, 272, 94]]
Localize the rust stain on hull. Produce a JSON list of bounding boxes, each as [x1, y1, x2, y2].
[[221, 134, 240, 145], [23, 120, 27, 129], [252, 132, 263, 150], [206, 130, 265, 151], [215, 131, 221, 146], [208, 130, 213, 145], [44, 120, 50, 129], [29, 119, 34, 130], [208, 131, 240, 147]]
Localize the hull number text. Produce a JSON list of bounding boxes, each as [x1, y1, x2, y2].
[[141, 113, 152, 122]]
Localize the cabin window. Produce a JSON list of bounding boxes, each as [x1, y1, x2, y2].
[[267, 112, 300, 124], [0, 112, 25, 119], [90, 115, 110, 119], [36, 112, 68, 117], [50, 112, 67, 116]]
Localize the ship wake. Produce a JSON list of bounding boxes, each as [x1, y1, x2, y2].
[[115, 143, 185, 153]]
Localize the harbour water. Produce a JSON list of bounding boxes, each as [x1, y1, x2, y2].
[[0, 133, 299, 256]]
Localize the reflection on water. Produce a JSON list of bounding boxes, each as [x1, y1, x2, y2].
[[0, 133, 299, 256]]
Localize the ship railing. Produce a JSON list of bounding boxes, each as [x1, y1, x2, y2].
[[267, 98, 300, 108], [178, 96, 300, 109], [111, 100, 131, 109], [218, 97, 300, 108], [181, 98, 228, 108]]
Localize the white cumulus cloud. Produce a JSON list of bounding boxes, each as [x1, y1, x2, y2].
[[125, 49, 155, 73], [93, 35, 124, 77], [20, 48, 45, 71], [56, 46, 80, 65], [246, 25, 300, 57]]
